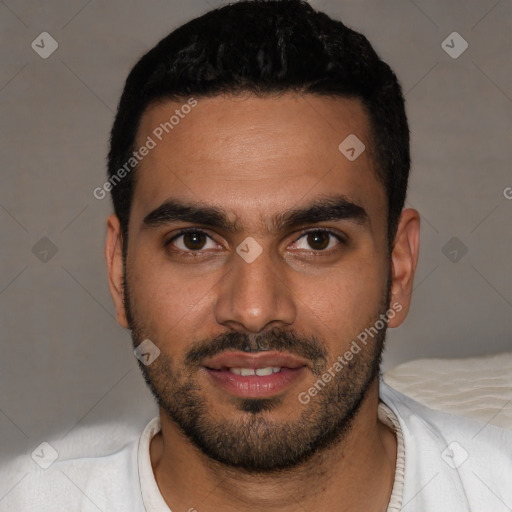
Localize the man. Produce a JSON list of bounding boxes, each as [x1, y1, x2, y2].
[[4, 1, 511, 510]]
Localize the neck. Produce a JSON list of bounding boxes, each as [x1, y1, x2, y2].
[[150, 379, 397, 512]]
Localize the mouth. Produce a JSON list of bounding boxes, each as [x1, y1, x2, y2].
[[202, 351, 309, 399], [226, 366, 283, 376]]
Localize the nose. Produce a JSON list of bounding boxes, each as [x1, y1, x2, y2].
[[214, 244, 297, 333]]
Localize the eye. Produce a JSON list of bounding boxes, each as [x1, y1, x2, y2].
[[291, 229, 343, 252], [166, 229, 220, 252]]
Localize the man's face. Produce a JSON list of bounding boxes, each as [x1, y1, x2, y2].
[[118, 94, 394, 471]]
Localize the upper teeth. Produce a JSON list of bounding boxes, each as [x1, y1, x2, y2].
[[229, 367, 281, 376]]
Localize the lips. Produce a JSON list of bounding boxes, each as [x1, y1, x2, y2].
[[202, 350, 309, 398], [203, 350, 310, 371]]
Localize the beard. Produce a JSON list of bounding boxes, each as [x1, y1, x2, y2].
[[124, 271, 390, 474]]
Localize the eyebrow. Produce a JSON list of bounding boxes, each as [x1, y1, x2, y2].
[[141, 194, 368, 233]]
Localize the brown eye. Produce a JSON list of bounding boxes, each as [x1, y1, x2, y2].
[[306, 231, 330, 250], [167, 230, 219, 252], [292, 230, 343, 252], [182, 232, 207, 250]]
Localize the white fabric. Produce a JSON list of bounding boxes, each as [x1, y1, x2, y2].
[[378, 402, 406, 512], [379, 381, 512, 511], [383, 351, 512, 429], [2, 380, 512, 511]]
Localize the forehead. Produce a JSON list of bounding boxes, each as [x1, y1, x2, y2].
[[131, 94, 385, 229]]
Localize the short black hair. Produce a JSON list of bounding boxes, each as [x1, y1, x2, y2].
[[107, 0, 410, 255]]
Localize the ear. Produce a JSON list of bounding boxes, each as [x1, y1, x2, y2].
[[105, 213, 129, 329], [387, 208, 420, 328]]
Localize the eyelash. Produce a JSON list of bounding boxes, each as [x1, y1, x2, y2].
[[164, 227, 346, 255]]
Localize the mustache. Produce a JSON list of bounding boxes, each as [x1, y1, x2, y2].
[[185, 327, 328, 372]]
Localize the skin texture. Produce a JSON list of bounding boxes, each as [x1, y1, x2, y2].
[[106, 93, 420, 512]]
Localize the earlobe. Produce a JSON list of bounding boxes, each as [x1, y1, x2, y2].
[[105, 214, 129, 329], [388, 208, 420, 328]]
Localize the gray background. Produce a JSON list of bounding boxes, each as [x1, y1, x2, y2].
[[1, 0, 511, 470]]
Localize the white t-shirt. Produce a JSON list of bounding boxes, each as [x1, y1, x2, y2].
[[2, 380, 511, 511]]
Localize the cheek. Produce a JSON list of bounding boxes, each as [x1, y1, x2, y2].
[[127, 250, 217, 339], [294, 258, 387, 342]]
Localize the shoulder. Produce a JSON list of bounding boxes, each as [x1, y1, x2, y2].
[[380, 380, 512, 511], [0, 420, 151, 512]]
